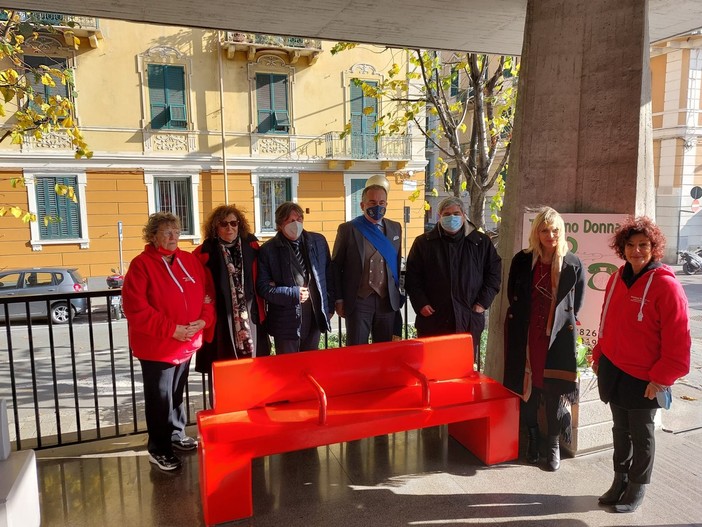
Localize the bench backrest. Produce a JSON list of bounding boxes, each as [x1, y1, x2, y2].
[[210, 334, 474, 414]]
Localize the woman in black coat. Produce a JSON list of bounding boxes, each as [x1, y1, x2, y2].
[[194, 205, 270, 402], [503, 206, 585, 471]]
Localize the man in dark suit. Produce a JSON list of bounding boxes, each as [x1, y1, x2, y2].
[[331, 183, 402, 345], [257, 202, 334, 353]]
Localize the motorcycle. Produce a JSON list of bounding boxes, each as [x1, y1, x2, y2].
[[678, 249, 702, 275], [106, 268, 125, 320]]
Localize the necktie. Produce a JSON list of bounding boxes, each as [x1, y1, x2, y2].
[[291, 240, 307, 278]]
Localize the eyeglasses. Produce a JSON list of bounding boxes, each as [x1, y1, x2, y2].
[[158, 229, 181, 238], [218, 220, 239, 228]]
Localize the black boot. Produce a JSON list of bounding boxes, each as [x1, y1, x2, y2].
[[614, 482, 646, 513], [526, 427, 540, 464], [546, 435, 560, 471], [598, 472, 628, 505]]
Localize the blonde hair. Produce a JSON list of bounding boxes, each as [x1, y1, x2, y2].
[[526, 206, 568, 261]]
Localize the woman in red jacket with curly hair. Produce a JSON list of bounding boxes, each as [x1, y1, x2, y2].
[[593, 216, 690, 513]]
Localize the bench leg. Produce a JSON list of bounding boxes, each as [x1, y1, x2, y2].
[[199, 445, 253, 525], [448, 400, 519, 465]]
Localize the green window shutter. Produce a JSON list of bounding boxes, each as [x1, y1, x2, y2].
[[256, 74, 273, 133], [165, 65, 187, 129], [271, 74, 289, 132], [148, 64, 187, 130], [450, 66, 459, 97], [284, 177, 292, 199], [350, 80, 377, 158], [36, 176, 81, 240], [24, 56, 69, 113], [148, 64, 168, 129], [350, 178, 366, 218]]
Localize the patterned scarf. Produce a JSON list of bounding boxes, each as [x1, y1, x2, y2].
[[219, 238, 253, 357]]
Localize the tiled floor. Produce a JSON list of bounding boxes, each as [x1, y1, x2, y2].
[[36, 425, 702, 527]]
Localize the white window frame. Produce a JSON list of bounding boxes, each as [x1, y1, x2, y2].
[[144, 171, 201, 244], [24, 170, 90, 251], [251, 170, 299, 237], [343, 173, 374, 221]]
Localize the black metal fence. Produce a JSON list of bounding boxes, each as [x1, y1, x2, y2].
[[1, 290, 412, 452]]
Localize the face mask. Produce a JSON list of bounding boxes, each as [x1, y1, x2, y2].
[[156, 245, 176, 256], [365, 205, 386, 221], [440, 215, 464, 233], [283, 220, 304, 241]]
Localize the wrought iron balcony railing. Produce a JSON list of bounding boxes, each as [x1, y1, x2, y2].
[[324, 132, 411, 161]]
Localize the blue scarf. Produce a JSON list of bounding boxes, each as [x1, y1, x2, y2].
[[351, 215, 399, 287]]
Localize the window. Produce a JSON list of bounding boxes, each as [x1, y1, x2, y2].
[[24, 55, 70, 114], [35, 175, 82, 240], [350, 80, 378, 158], [259, 178, 291, 232], [24, 171, 90, 251], [343, 174, 372, 221], [154, 177, 194, 235], [148, 64, 187, 130], [256, 73, 289, 133], [450, 65, 460, 97]]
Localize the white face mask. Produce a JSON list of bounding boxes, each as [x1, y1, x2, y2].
[[283, 220, 304, 241]]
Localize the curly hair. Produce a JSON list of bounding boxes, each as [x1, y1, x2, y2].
[[202, 204, 252, 240], [143, 212, 180, 243], [610, 216, 666, 262]]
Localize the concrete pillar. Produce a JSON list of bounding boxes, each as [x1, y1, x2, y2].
[[486, 0, 655, 381]]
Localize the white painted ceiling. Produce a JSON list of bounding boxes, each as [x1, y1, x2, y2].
[[4, 0, 702, 54]]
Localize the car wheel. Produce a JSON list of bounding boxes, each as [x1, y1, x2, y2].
[[683, 263, 694, 275], [51, 302, 73, 324]]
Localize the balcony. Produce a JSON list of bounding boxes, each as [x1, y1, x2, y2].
[[223, 32, 322, 64], [14, 11, 102, 47], [324, 132, 411, 169]]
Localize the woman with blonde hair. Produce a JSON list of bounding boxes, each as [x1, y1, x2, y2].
[[503, 206, 585, 471]]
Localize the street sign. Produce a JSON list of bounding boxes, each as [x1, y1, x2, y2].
[[693, 199, 701, 213], [691, 186, 702, 200]]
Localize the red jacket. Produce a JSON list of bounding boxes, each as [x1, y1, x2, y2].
[[592, 264, 690, 386], [123, 244, 215, 364]]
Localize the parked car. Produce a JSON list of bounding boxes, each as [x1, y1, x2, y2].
[[0, 267, 88, 324]]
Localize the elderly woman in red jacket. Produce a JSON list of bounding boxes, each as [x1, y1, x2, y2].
[[122, 212, 215, 472], [593, 216, 690, 513]]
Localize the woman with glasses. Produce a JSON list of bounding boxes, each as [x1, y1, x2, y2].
[[503, 206, 585, 472], [122, 212, 215, 472], [194, 205, 270, 397], [592, 217, 690, 512]]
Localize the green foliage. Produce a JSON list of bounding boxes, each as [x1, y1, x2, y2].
[[332, 43, 519, 228], [0, 10, 92, 159], [576, 336, 592, 370]]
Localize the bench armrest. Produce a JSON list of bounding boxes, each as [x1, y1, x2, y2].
[[304, 373, 328, 425], [401, 363, 430, 408]]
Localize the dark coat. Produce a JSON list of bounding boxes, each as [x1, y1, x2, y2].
[[503, 250, 585, 397], [193, 235, 270, 374], [331, 217, 402, 313], [257, 230, 334, 340], [405, 222, 501, 339]]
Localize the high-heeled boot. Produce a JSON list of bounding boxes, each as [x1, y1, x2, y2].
[[614, 482, 646, 513], [526, 427, 540, 464], [598, 472, 628, 505], [546, 435, 560, 471]]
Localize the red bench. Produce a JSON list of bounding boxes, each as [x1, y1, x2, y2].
[[197, 334, 519, 525]]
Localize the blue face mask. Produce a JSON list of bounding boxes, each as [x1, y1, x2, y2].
[[365, 205, 386, 221], [440, 214, 464, 233]]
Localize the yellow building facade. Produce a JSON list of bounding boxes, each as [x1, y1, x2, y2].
[[651, 32, 702, 261], [0, 17, 426, 277]]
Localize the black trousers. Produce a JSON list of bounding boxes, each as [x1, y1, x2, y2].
[[274, 299, 321, 353], [345, 293, 395, 346], [610, 403, 657, 484], [522, 387, 561, 436], [139, 358, 191, 455]]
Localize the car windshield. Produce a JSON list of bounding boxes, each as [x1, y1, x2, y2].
[[69, 269, 84, 284]]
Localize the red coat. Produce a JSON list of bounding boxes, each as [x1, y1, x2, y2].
[[592, 264, 690, 386], [123, 244, 215, 364]]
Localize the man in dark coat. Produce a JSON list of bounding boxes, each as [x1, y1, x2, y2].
[[331, 182, 402, 345], [405, 196, 501, 364], [257, 202, 334, 353]]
